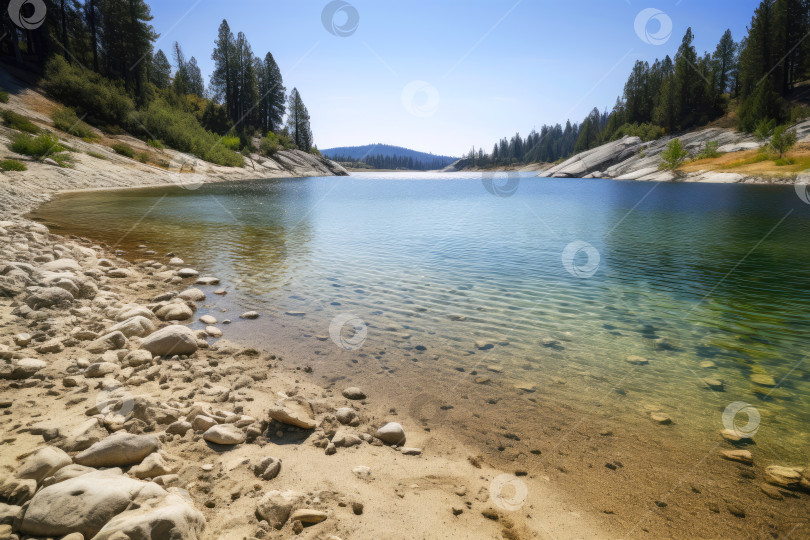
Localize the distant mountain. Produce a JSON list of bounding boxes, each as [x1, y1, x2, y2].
[[321, 144, 457, 171]]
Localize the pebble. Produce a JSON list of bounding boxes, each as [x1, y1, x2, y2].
[[199, 315, 217, 325], [203, 424, 246, 445], [342, 387, 366, 400], [720, 449, 753, 465], [626, 355, 648, 365], [651, 413, 672, 425], [290, 509, 327, 524], [375, 422, 406, 445], [213, 288, 227, 295], [240, 311, 259, 319], [700, 378, 724, 391], [750, 373, 776, 387]]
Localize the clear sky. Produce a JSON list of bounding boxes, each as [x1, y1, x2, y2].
[[146, 0, 761, 157]]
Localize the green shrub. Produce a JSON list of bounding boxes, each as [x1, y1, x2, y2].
[[42, 56, 134, 126], [754, 118, 777, 141], [9, 133, 72, 166], [0, 89, 8, 104], [277, 131, 297, 150], [51, 108, 98, 140], [768, 125, 797, 158], [133, 99, 243, 167], [790, 104, 810, 124], [2, 110, 39, 133], [259, 132, 280, 156], [310, 146, 322, 157], [0, 159, 26, 171], [9, 132, 65, 157], [221, 135, 240, 151], [111, 142, 135, 158], [147, 139, 164, 149], [659, 138, 690, 170], [775, 157, 794, 166], [696, 141, 722, 160], [86, 150, 106, 160], [137, 151, 149, 163], [611, 122, 664, 142]]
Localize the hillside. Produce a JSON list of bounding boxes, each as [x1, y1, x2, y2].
[[0, 72, 347, 216], [535, 119, 810, 183], [321, 144, 457, 170]]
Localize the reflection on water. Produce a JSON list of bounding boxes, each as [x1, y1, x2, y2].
[[31, 173, 810, 460]]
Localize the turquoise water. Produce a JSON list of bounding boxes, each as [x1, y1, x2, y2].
[[32, 172, 810, 459]]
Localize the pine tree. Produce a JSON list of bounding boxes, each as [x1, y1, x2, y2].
[[256, 52, 286, 133], [210, 19, 237, 122], [186, 56, 204, 97], [171, 41, 189, 95], [149, 49, 171, 89], [285, 88, 312, 151], [712, 30, 737, 94]]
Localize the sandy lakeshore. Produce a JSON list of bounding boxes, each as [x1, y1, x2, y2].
[[0, 197, 615, 540], [1, 81, 810, 540]]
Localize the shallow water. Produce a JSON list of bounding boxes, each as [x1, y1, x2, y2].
[[32, 172, 810, 461]]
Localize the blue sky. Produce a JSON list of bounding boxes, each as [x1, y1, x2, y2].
[[147, 0, 760, 156]]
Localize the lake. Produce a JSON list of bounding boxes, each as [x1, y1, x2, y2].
[[31, 172, 810, 463]]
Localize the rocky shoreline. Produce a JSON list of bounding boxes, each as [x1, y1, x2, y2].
[[0, 215, 549, 539], [537, 121, 810, 183]]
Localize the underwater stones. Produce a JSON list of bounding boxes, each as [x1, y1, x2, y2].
[[750, 373, 777, 387], [240, 311, 259, 320], [700, 378, 724, 391], [625, 355, 648, 366], [720, 449, 753, 465], [651, 412, 672, 425]]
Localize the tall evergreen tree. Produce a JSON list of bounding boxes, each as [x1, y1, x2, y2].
[[149, 49, 171, 89], [257, 52, 286, 133], [210, 19, 237, 121], [713, 29, 738, 94], [285, 88, 312, 151], [186, 56, 204, 97]]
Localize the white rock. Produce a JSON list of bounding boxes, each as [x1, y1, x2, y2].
[[74, 432, 159, 467], [203, 424, 246, 445], [141, 326, 198, 356], [16, 446, 72, 483], [375, 422, 406, 445]]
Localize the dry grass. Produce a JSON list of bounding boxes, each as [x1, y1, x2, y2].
[[682, 143, 810, 177]]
